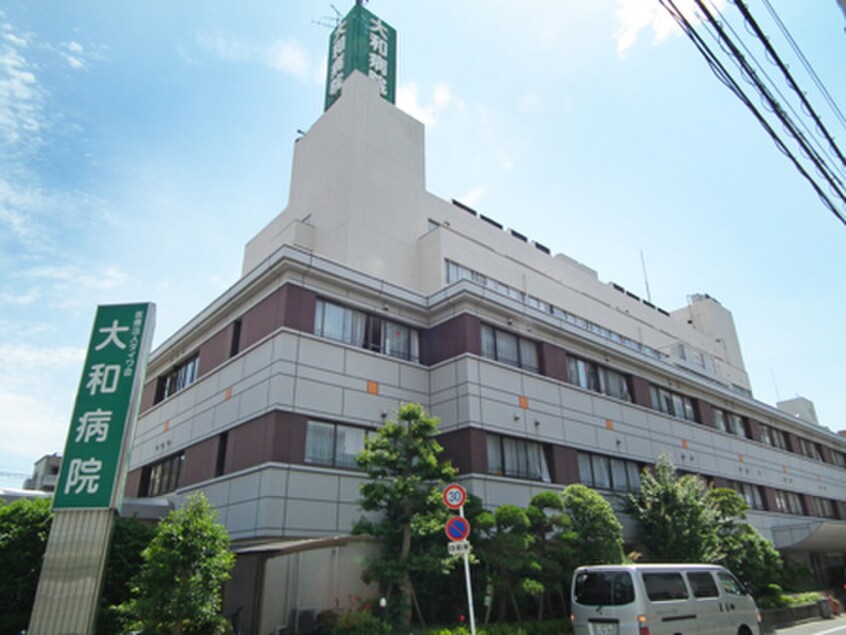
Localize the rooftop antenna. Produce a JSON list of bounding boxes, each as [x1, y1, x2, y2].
[[313, 4, 344, 29], [640, 249, 653, 304]]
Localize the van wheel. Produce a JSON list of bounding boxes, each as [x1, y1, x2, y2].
[[737, 626, 753, 635]]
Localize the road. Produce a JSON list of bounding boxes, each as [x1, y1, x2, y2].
[[774, 615, 846, 635]]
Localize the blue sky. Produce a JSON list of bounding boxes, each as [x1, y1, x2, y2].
[[1, 1, 844, 489]]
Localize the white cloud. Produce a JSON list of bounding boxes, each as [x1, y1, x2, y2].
[[0, 25, 46, 147], [614, 0, 726, 56], [266, 40, 310, 79], [197, 30, 316, 81], [0, 344, 84, 462], [396, 82, 454, 126]]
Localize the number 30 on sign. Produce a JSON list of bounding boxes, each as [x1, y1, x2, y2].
[[442, 483, 467, 510]]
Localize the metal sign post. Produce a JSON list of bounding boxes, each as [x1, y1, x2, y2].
[[443, 484, 476, 635]]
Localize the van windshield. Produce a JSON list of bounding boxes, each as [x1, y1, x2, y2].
[[574, 571, 634, 606]]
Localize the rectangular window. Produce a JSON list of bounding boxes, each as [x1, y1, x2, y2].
[[650, 385, 697, 422], [573, 571, 635, 606], [761, 424, 788, 451], [832, 451, 846, 468], [143, 453, 184, 497], [813, 497, 835, 518], [712, 408, 747, 438], [798, 438, 823, 461], [728, 480, 766, 511], [155, 354, 199, 403], [775, 489, 804, 515], [480, 325, 539, 372], [687, 572, 720, 598], [314, 299, 419, 362], [642, 572, 689, 601], [230, 319, 242, 357], [567, 355, 631, 402], [579, 452, 641, 491], [305, 421, 367, 469], [487, 434, 550, 482]]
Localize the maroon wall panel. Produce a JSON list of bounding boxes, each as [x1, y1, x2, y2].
[[420, 314, 482, 366], [181, 435, 222, 487], [549, 445, 579, 485], [437, 427, 487, 476], [540, 342, 568, 383], [198, 324, 235, 378]]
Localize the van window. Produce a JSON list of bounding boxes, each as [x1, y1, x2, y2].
[[642, 572, 689, 601], [687, 572, 719, 598], [718, 572, 744, 596], [574, 571, 634, 606]]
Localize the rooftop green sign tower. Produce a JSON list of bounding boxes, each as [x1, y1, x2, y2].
[[325, 2, 396, 110]]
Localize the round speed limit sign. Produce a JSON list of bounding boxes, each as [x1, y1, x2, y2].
[[442, 483, 467, 510]]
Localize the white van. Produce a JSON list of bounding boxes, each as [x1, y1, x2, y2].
[[571, 564, 762, 635]]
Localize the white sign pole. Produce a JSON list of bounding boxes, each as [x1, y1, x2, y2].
[[458, 505, 477, 634]]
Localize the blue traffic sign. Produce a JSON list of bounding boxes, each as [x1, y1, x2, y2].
[[445, 516, 471, 542]]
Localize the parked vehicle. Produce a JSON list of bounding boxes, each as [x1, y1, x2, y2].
[[571, 563, 762, 635]]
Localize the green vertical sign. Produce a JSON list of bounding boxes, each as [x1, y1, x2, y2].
[[53, 303, 155, 510], [325, 4, 396, 110]]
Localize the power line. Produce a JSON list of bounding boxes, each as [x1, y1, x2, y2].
[[760, 0, 846, 130], [731, 0, 846, 173], [657, 0, 846, 226]]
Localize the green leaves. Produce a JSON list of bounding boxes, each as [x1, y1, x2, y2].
[[117, 493, 235, 634]]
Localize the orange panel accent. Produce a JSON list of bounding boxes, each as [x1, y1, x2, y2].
[[738, 454, 744, 463], [681, 439, 688, 449], [783, 466, 788, 474], [225, 387, 233, 400], [163, 420, 170, 432], [518, 395, 529, 409], [367, 380, 379, 395], [606, 419, 614, 430]]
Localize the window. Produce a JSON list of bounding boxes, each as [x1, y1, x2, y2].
[[579, 452, 641, 491], [573, 571, 634, 606], [230, 319, 242, 357], [712, 408, 747, 438], [567, 355, 631, 401], [314, 299, 420, 362], [305, 421, 367, 469], [774, 489, 804, 515], [760, 424, 788, 451], [215, 432, 228, 477], [481, 325, 538, 372], [155, 354, 199, 403], [728, 480, 766, 511], [487, 434, 550, 482], [687, 572, 719, 598], [650, 385, 697, 422], [643, 572, 689, 601], [797, 437, 823, 461], [811, 497, 835, 519], [142, 452, 184, 497], [832, 451, 846, 468], [718, 572, 745, 596]]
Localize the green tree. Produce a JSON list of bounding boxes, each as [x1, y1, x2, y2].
[[118, 493, 235, 634], [624, 454, 718, 562], [353, 403, 458, 630], [561, 484, 624, 566], [98, 515, 155, 633], [525, 491, 576, 620], [476, 504, 540, 624], [707, 487, 782, 596], [0, 497, 52, 635]]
